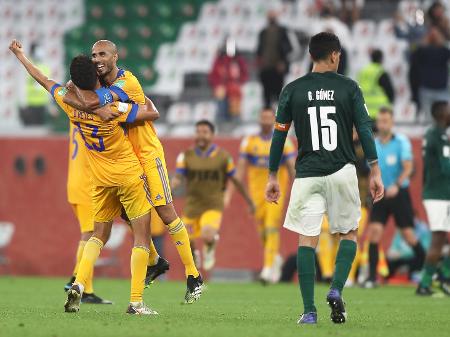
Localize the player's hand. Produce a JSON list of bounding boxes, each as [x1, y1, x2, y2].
[[9, 39, 24, 57], [94, 104, 121, 121], [265, 175, 281, 204], [369, 163, 384, 203], [385, 184, 399, 199], [65, 80, 74, 90]]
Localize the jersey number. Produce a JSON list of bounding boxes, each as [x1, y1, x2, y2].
[[307, 106, 337, 151], [75, 122, 105, 152]]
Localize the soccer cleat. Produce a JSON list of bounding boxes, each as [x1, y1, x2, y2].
[[126, 302, 158, 315], [259, 267, 272, 285], [184, 274, 203, 304], [145, 257, 170, 287], [361, 280, 377, 289], [326, 288, 347, 324], [81, 293, 113, 304], [64, 276, 76, 292], [439, 280, 450, 296], [64, 284, 82, 313], [297, 312, 317, 325], [416, 285, 435, 296], [203, 242, 217, 271]]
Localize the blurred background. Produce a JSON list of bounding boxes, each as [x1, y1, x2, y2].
[[0, 0, 448, 282]]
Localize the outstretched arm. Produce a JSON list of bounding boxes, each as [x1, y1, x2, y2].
[[9, 40, 56, 92], [229, 176, 255, 214]]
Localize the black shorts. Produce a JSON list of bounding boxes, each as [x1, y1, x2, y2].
[[370, 187, 414, 229]]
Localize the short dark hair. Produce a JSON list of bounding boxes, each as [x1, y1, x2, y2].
[[431, 100, 448, 119], [196, 119, 215, 133], [309, 32, 341, 62], [378, 106, 393, 116], [371, 49, 383, 63], [70, 54, 98, 90]]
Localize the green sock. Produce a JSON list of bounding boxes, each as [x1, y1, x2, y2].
[[420, 263, 437, 287], [297, 246, 316, 313], [440, 256, 450, 279], [331, 240, 357, 293]]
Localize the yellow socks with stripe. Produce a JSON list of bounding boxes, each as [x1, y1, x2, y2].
[[263, 228, 280, 268], [147, 239, 159, 267], [130, 246, 150, 303], [167, 217, 199, 277], [75, 237, 103, 292], [73, 240, 87, 276]]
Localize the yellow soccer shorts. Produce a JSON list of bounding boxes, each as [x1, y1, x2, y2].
[[182, 210, 222, 239], [142, 154, 173, 208], [71, 203, 94, 233], [93, 175, 152, 223]]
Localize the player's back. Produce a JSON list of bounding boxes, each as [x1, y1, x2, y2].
[[52, 84, 142, 187], [182, 146, 232, 218], [280, 71, 368, 177]]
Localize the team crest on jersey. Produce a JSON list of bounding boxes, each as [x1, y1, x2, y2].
[[114, 80, 125, 89], [175, 241, 183, 246], [58, 87, 68, 96], [155, 194, 163, 201]]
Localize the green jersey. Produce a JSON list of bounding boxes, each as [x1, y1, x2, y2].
[[270, 71, 377, 178], [422, 126, 450, 200]]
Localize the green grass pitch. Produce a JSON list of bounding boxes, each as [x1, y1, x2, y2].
[[0, 277, 448, 337]]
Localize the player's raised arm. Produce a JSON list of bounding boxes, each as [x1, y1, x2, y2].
[[352, 83, 384, 202], [9, 39, 56, 93]]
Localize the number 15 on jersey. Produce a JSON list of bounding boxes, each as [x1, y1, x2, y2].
[[308, 106, 337, 151]]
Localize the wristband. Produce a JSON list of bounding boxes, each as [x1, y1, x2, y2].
[[95, 88, 113, 106]]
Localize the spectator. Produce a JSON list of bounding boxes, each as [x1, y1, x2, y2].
[[357, 49, 395, 122], [363, 107, 426, 288], [409, 27, 450, 123], [256, 10, 292, 108], [427, 1, 450, 40], [208, 38, 248, 121], [20, 42, 51, 125]]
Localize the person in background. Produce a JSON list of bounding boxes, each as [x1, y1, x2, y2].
[[409, 27, 450, 123], [256, 10, 292, 108], [364, 107, 426, 288], [20, 42, 51, 125], [358, 49, 395, 123], [208, 38, 248, 121], [427, 1, 450, 40], [416, 101, 450, 296]]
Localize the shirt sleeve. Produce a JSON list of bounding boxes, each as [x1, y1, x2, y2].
[[399, 135, 413, 161], [111, 102, 139, 123], [50, 84, 72, 117], [269, 85, 292, 172], [352, 82, 378, 162], [239, 136, 251, 160], [110, 73, 144, 103], [175, 152, 187, 175], [226, 154, 236, 177]]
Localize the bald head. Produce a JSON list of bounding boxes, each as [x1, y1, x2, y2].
[[91, 40, 118, 78]]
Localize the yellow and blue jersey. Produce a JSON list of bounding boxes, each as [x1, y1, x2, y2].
[[375, 133, 412, 188], [51, 84, 143, 187], [109, 69, 164, 163], [67, 122, 92, 205], [239, 134, 295, 204]]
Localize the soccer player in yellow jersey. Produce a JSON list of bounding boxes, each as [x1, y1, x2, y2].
[[64, 122, 112, 304], [172, 120, 255, 271], [64, 40, 203, 303], [235, 108, 296, 283], [10, 40, 160, 315]]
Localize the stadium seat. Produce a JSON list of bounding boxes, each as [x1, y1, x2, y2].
[[232, 123, 260, 137], [166, 102, 193, 124], [241, 82, 263, 122], [170, 124, 196, 137], [193, 101, 217, 122], [0, 222, 15, 271]]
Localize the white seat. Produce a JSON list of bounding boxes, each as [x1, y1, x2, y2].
[[0, 222, 14, 248], [193, 101, 217, 122], [170, 125, 196, 137], [166, 103, 193, 124], [232, 123, 260, 137]]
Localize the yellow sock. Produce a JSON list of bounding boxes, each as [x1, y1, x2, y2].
[[263, 228, 279, 268], [147, 239, 159, 267], [167, 218, 199, 277], [73, 240, 87, 276], [84, 268, 94, 294], [130, 246, 150, 303], [75, 237, 103, 289]]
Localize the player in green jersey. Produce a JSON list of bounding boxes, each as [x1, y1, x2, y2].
[[416, 101, 450, 296], [266, 32, 384, 325]]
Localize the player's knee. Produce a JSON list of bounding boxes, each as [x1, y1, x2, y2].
[[367, 223, 383, 242], [81, 231, 93, 241], [156, 204, 178, 225], [93, 222, 112, 243], [341, 229, 357, 242]]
